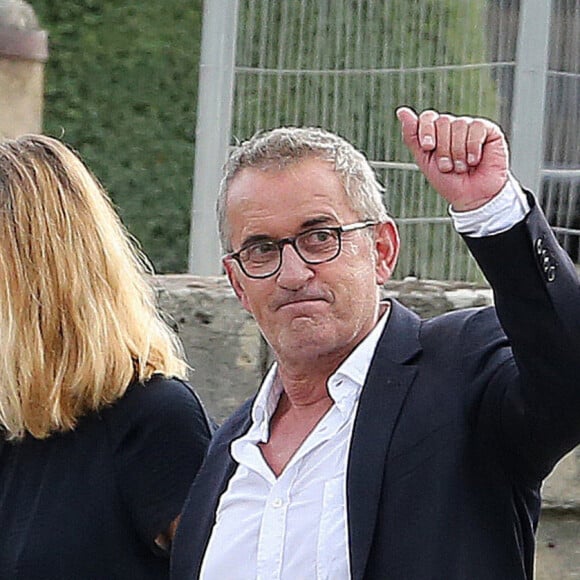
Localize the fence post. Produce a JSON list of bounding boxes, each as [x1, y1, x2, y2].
[[188, 0, 239, 275], [510, 0, 552, 196], [0, 0, 48, 139]]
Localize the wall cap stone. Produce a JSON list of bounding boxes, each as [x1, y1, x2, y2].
[[0, 1, 48, 62]]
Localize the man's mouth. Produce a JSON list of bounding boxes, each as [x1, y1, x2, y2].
[[273, 292, 330, 311]]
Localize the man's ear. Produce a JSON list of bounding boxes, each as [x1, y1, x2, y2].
[[223, 259, 253, 313], [374, 220, 400, 285]]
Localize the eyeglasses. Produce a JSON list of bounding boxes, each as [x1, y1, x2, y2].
[[225, 220, 377, 279]]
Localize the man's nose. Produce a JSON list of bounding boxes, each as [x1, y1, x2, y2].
[[276, 243, 315, 289]]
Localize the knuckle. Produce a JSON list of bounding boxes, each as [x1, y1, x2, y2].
[[436, 114, 453, 125], [470, 119, 488, 134], [451, 118, 470, 132], [419, 109, 439, 122]]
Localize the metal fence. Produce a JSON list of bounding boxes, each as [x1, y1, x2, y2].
[[189, 0, 580, 281]]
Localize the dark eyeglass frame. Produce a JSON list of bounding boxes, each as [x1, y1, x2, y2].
[[224, 220, 378, 279]]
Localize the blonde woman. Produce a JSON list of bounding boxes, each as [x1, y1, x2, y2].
[[0, 135, 212, 579]]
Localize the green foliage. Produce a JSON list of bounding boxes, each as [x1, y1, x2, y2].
[[29, 0, 203, 272]]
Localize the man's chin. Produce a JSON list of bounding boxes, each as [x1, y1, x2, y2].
[[274, 326, 337, 360]]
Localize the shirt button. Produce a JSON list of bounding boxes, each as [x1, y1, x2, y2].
[[272, 498, 283, 508]]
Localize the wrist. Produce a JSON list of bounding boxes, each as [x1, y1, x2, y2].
[[450, 173, 529, 237], [451, 194, 498, 213]]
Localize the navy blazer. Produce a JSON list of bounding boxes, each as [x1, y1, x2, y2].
[[172, 198, 580, 580]]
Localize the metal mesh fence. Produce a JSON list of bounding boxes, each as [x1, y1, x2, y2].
[[541, 0, 580, 263], [192, 0, 579, 280]]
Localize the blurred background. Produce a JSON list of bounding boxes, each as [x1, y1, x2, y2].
[[7, 0, 579, 281]]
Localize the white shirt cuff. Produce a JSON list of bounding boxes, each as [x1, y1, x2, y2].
[[450, 173, 530, 237]]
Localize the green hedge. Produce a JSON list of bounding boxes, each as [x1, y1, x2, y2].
[[30, 0, 203, 273]]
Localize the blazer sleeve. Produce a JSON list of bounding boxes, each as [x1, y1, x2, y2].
[[463, 192, 580, 483]]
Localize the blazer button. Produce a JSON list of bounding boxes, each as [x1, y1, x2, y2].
[[547, 265, 557, 282], [535, 237, 544, 255]]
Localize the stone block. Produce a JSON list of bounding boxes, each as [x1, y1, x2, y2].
[[536, 512, 580, 580], [382, 276, 493, 318], [155, 275, 265, 422], [542, 448, 580, 510], [537, 449, 580, 579]]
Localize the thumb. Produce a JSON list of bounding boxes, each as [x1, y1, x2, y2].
[[396, 106, 422, 160]]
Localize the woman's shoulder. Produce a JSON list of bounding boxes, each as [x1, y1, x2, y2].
[[123, 374, 199, 406], [103, 375, 212, 444], [112, 375, 201, 415]]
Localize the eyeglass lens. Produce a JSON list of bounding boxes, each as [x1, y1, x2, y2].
[[239, 228, 341, 277]]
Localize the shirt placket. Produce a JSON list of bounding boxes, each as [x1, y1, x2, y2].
[[255, 408, 349, 580], [256, 469, 294, 580]]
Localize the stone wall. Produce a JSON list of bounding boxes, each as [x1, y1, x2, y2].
[[155, 274, 580, 579]]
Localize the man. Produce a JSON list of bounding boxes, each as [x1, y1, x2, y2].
[[171, 108, 580, 579]]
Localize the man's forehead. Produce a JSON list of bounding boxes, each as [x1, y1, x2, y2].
[[227, 160, 344, 204], [227, 179, 349, 221], [225, 164, 357, 247]]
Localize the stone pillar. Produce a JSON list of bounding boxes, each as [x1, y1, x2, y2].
[[0, 0, 48, 139]]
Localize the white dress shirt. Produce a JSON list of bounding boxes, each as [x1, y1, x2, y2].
[[200, 312, 389, 580], [200, 177, 529, 580]]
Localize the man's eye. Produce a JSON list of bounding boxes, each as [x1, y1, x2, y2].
[[253, 241, 277, 255], [244, 241, 278, 262], [304, 229, 334, 245]]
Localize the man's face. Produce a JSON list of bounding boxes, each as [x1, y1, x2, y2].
[[224, 158, 399, 367]]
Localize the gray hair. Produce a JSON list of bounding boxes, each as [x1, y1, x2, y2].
[[216, 126, 389, 253]]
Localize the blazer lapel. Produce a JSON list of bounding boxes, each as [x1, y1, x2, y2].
[[347, 300, 422, 580]]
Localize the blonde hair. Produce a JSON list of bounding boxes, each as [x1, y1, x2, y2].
[[0, 135, 187, 440]]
